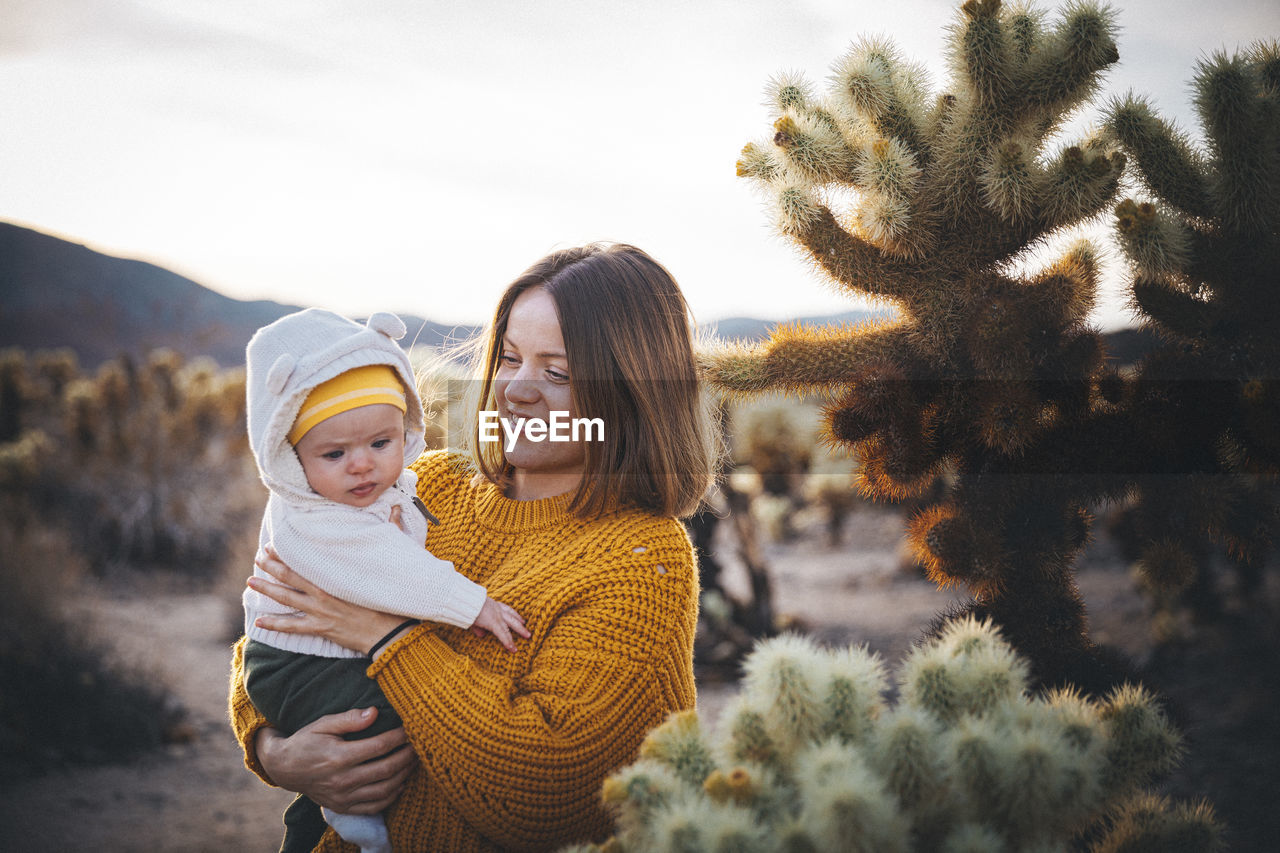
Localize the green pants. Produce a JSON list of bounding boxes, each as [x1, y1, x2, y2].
[[243, 640, 403, 853]]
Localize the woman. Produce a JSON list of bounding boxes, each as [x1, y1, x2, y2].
[[228, 243, 718, 851]]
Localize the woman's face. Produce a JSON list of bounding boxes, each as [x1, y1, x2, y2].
[[493, 286, 585, 494]]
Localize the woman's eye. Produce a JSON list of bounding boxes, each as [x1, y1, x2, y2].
[[499, 353, 520, 367], [547, 369, 569, 383]]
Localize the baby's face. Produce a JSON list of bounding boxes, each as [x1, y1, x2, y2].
[[294, 403, 405, 507]]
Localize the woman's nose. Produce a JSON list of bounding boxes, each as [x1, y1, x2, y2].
[[502, 373, 542, 405]]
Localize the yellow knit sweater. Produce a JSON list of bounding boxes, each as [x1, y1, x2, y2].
[[228, 451, 699, 852]]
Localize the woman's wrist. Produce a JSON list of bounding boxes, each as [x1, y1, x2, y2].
[[368, 619, 420, 659]]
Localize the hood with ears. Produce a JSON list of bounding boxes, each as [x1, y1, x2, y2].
[[245, 308, 427, 504]]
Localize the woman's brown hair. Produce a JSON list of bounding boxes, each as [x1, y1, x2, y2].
[[465, 243, 717, 518]]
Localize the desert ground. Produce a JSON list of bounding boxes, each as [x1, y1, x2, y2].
[[1, 503, 1275, 851]]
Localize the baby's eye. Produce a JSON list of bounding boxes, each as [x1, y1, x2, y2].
[[372, 438, 391, 449], [323, 450, 344, 460]]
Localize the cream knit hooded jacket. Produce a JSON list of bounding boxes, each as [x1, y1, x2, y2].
[[242, 308, 485, 658]]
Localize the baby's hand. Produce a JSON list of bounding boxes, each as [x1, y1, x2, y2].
[[469, 596, 530, 653]]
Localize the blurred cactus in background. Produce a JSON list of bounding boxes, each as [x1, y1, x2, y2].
[[1104, 43, 1280, 626], [571, 618, 1220, 853], [47, 348, 253, 575], [736, 403, 815, 541], [0, 347, 251, 770], [704, 0, 1138, 691]]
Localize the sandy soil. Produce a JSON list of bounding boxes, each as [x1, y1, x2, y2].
[[1, 504, 1273, 851]]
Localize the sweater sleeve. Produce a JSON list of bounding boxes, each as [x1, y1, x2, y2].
[[368, 526, 698, 850], [227, 636, 274, 786], [268, 499, 487, 629]]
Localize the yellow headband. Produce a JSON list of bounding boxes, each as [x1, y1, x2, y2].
[[288, 364, 406, 445]]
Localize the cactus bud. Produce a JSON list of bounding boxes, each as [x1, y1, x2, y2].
[[702, 768, 730, 803], [830, 37, 897, 119], [907, 504, 1003, 589], [602, 759, 684, 825], [866, 706, 946, 812], [741, 633, 825, 750], [817, 644, 888, 745], [795, 739, 911, 852], [855, 194, 912, 248], [1092, 794, 1224, 852], [773, 180, 823, 236], [856, 136, 922, 201], [980, 137, 1041, 222], [1099, 684, 1183, 793], [771, 111, 854, 184], [640, 710, 716, 787], [737, 141, 783, 182], [722, 698, 783, 769], [766, 70, 816, 113]]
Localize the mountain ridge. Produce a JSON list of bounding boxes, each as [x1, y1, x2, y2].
[[0, 222, 480, 366], [0, 221, 1153, 368]]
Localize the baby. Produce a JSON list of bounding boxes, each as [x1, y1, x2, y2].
[[241, 308, 526, 853]]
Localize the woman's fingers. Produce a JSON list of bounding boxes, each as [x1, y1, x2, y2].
[[253, 612, 311, 635], [256, 546, 318, 594], [246, 576, 305, 611], [341, 720, 409, 758], [338, 753, 415, 813], [307, 707, 388, 739], [281, 714, 414, 813], [330, 733, 416, 813]]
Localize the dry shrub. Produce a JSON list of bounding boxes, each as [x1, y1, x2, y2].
[[0, 520, 183, 778]]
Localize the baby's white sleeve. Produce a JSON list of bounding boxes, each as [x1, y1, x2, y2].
[[269, 502, 486, 629]]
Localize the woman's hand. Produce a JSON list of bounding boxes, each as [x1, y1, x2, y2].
[[249, 546, 403, 654], [256, 709, 416, 813]]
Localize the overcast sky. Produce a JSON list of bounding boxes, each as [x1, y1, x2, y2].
[[2, 0, 1277, 331]]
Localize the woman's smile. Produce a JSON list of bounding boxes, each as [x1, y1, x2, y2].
[[493, 286, 586, 498]]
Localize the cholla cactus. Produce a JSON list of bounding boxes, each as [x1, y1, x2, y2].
[[586, 619, 1220, 853], [3, 348, 255, 576], [706, 0, 1134, 689], [1104, 43, 1280, 616]]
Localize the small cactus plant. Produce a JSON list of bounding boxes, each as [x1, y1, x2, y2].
[[581, 619, 1220, 853]]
